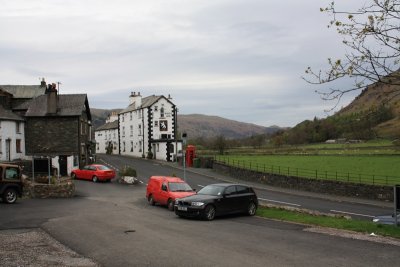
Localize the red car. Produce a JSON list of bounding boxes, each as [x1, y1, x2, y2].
[[71, 164, 115, 183], [146, 176, 196, 211]]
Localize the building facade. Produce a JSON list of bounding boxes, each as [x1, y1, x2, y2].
[[1, 80, 93, 176], [95, 112, 119, 154], [118, 92, 182, 161], [0, 106, 26, 161]]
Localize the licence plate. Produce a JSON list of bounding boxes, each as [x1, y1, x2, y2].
[[177, 206, 187, 211]]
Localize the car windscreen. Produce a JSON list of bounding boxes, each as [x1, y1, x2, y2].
[[98, 165, 111, 170], [197, 185, 225, 196], [169, 182, 192, 192]]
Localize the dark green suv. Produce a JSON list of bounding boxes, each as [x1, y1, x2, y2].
[[0, 163, 23, 204]]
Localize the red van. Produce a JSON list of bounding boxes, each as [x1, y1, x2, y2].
[[146, 176, 196, 211]]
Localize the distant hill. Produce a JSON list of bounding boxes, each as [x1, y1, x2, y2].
[[337, 72, 400, 138], [91, 108, 122, 129], [90, 109, 282, 139], [178, 114, 282, 139]]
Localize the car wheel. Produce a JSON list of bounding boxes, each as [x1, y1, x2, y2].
[[247, 201, 257, 216], [3, 188, 18, 204], [71, 173, 77, 179], [167, 199, 174, 211], [92, 176, 98, 183], [148, 195, 155, 206], [203, 205, 216, 221]]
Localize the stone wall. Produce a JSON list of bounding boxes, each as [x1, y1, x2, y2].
[[23, 179, 75, 199], [213, 162, 393, 202]]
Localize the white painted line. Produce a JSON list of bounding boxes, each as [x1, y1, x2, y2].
[[330, 210, 375, 218], [197, 184, 204, 188], [258, 198, 301, 207]]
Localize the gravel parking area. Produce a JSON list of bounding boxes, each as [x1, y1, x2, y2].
[[0, 228, 99, 267]]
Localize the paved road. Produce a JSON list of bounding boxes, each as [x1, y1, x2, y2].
[[99, 154, 393, 220], [0, 154, 398, 267]]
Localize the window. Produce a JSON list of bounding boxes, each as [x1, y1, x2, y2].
[[131, 141, 133, 152], [122, 115, 124, 122], [122, 126, 125, 137], [130, 112, 132, 121], [157, 144, 159, 152], [224, 186, 237, 195], [130, 125, 133, 137], [138, 124, 142, 136], [0, 138, 2, 154], [154, 106, 158, 111], [123, 142, 126, 152], [16, 139, 22, 153], [160, 107, 165, 118], [154, 121, 158, 127], [139, 141, 142, 152], [236, 185, 250, 194], [5, 167, 19, 180], [16, 122, 21, 133]]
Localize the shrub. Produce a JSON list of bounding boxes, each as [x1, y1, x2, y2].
[[119, 166, 137, 177]]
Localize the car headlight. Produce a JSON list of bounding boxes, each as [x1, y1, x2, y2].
[[191, 201, 204, 207], [372, 218, 380, 223]]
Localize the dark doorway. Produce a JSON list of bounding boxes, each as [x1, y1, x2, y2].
[[59, 156, 68, 176]]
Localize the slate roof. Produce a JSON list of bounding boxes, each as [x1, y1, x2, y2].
[[0, 85, 46, 99], [120, 95, 173, 114], [0, 105, 24, 121], [95, 120, 118, 131], [24, 94, 90, 118]]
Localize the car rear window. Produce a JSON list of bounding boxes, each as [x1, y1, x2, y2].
[[169, 182, 192, 192], [98, 165, 111, 170]]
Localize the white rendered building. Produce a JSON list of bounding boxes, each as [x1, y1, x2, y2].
[[0, 107, 26, 162], [95, 112, 119, 154], [119, 92, 182, 161]]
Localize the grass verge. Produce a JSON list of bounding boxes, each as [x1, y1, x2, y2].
[[256, 206, 400, 239]]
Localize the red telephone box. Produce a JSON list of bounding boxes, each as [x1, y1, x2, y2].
[[185, 145, 196, 167]]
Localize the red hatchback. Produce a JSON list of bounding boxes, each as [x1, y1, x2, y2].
[[71, 164, 115, 183]]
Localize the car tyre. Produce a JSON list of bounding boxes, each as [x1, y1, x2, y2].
[[247, 201, 257, 216], [203, 205, 216, 221], [167, 199, 174, 211], [92, 176, 98, 183], [3, 188, 18, 204], [148, 195, 155, 206]]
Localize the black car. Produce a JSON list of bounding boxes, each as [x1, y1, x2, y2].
[[0, 163, 23, 204], [372, 214, 400, 225], [174, 183, 258, 220]]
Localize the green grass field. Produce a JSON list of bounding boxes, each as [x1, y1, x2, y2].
[[215, 155, 400, 185]]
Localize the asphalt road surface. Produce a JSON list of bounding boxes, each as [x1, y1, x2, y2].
[[0, 154, 398, 267]]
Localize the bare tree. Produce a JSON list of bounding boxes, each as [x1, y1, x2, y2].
[[304, 0, 400, 106]]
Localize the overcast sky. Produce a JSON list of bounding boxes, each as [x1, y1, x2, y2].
[[0, 0, 363, 127]]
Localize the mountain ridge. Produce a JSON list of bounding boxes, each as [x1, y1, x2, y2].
[[91, 109, 283, 139]]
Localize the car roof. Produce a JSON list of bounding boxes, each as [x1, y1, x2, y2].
[[150, 176, 185, 182], [0, 163, 20, 168], [206, 183, 250, 188]]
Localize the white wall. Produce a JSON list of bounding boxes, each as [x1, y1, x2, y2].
[[0, 120, 26, 161], [95, 128, 119, 154]]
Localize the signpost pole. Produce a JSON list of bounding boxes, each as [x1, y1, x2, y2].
[[182, 133, 187, 182], [395, 185, 399, 227]]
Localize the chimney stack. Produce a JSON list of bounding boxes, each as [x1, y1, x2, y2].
[[46, 83, 58, 114], [129, 91, 142, 107], [40, 78, 46, 88]]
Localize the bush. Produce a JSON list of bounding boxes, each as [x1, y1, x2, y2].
[[119, 166, 137, 177]]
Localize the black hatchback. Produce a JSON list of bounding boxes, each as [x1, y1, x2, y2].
[[174, 183, 258, 220]]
